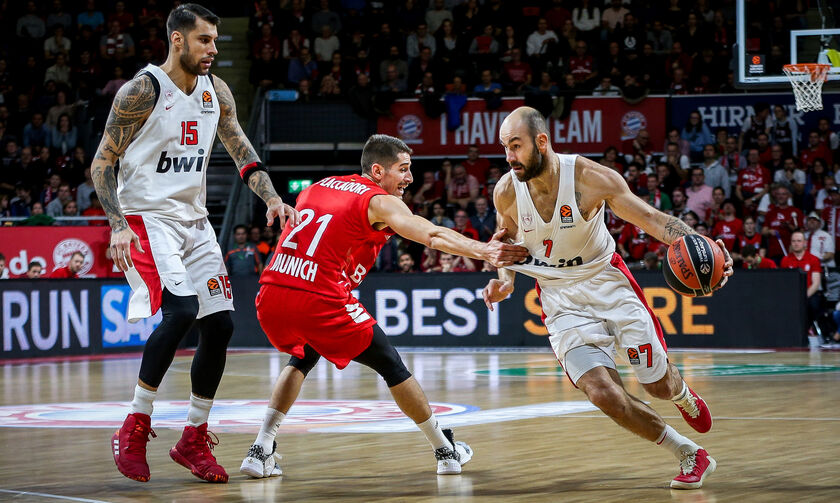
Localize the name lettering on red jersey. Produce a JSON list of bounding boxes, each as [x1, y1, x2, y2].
[[268, 252, 318, 282], [318, 177, 372, 195]]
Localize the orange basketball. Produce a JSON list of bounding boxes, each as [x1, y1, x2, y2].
[[663, 234, 725, 297]]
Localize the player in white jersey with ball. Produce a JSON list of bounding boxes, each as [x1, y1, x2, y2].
[[483, 107, 733, 489], [90, 4, 299, 484]]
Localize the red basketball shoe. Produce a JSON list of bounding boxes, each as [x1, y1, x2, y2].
[[671, 448, 716, 489], [169, 423, 229, 483], [674, 387, 713, 433], [112, 412, 156, 482]]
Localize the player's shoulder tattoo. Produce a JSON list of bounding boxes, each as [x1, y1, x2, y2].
[[103, 74, 156, 156]]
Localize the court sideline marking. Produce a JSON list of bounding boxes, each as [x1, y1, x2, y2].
[[0, 488, 112, 503]]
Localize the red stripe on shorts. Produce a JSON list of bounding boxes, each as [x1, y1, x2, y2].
[[610, 252, 668, 352], [535, 280, 547, 324], [125, 215, 163, 315]]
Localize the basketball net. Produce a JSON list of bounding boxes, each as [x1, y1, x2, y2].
[[783, 63, 831, 112]]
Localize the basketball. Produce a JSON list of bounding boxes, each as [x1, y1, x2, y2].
[[663, 235, 725, 297]]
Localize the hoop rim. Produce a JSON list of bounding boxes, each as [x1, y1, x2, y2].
[[783, 63, 831, 74]]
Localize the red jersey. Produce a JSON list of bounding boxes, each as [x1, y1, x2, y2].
[[50, 266, 79, 278], [619, 224, 659, 260], [799, 143, 832, 167], [737, 165, 770, 195], [743, 257, 777, 269], [711, 217, 743, 250], [821, 205, 840, 249], [261, 175, 391, 299], [763, 205, 803, 257], [780, 252, 822, 289], [735, 232, 762, 252], [569, 55, 594, 81], [463, 157, 490, 185]]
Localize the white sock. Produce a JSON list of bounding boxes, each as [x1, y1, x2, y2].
[[417, 413, 450, 451], [130, 384, 156, 416], [256, 408, 285, 452], [656, 424, 700, 458], [187, 394, 213, 427], [671, 381, 689, 403]]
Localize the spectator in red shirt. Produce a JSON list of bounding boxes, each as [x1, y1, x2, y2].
[[780, 230, 824, 342], [711, 200, 743, 251], [820, 186, 840, 250], [413, 169, 445, 208], [463, 145, 490, 186], [252, 23, 281, 59], [800, 129, 833, 168], [502, 48, 532, 93], [446, 164, 480, 210], [755, 133, 774, 166], [617, 224, 658, 261], [623, 162, 646, 195], [439, 252, 476, 272], [736, 148, 770, 216], [741, 244, 777, 269], [50, 251, 84, 278], [762, 184, 803, 263], [733, 215, 765, 262], [568, 39, 597, 85]]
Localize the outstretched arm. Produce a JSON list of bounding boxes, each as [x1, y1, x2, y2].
[[483, 174, 519, 309], [214, 76, 299, 227], [91, 74, 155, 271], [368, 194, 528, 267]]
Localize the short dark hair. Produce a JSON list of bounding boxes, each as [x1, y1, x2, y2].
[[28, 261, 41, 270], [0, 252, 5, 261], [522, 107, 549, 139], [361, 134, 412, 174], [167, 3, 220, 38], [234, 224, 248, 234], [71, 251, 84, 260]]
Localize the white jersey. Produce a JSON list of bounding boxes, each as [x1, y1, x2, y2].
[[507, 153, 616, 283], [117, 64, 220, 221]]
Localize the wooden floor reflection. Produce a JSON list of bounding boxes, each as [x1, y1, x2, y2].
[[1, 348, 839, 502]]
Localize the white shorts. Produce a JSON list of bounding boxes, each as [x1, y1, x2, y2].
[[124, 215, 233, 322], [539, 253, 668, 385]]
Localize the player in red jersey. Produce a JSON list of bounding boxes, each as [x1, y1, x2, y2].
[[240, 135, 528, 479]]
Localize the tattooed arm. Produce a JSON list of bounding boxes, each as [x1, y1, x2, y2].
[[579, 155, 733, 283], [90, 74, 155, 271], [214, 76, 299, 227]]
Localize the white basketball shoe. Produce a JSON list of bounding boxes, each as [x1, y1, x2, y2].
[[435, 428, 473, 475], [240, 441, 283, 478]]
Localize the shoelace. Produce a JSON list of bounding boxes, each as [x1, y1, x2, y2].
[[126, 423, 156, 455], [678, 449, 697, 475], [192, 429, 220, 461], [678, 391, 700, 418]]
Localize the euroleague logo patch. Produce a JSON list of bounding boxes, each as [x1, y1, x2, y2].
[[207, 277, 221, 296], [559, 204, 573, 224], [627, 347, 640, 365], [202, 89, 213, 109]]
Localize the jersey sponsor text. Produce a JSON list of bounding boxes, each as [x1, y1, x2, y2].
[[156, 150, 206, 173], [268, 252, 318, 282]]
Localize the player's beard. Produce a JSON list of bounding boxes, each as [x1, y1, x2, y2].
[[179, 40, 206, 76], [511, 140, 546, 182]]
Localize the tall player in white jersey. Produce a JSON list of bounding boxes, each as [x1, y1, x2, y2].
[[90, 4, 299, 484], [483, 107, 733, 490]]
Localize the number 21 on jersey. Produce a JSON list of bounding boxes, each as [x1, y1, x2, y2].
[[280, 208, 333, 256]]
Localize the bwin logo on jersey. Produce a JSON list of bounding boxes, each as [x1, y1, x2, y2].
[[156, 149, 206, 173]]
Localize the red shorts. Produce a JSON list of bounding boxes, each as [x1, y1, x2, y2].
[[255, 284, 376, 369]]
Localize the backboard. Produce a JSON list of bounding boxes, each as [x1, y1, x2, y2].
[[736, 0, 840, 88]]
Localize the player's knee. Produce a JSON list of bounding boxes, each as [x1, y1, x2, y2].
[[585, 384, 629, 418], [379, 356, 412, 388], [287, 345, 321, 376], [198, 311, 234, 346], [162, 291, 199, 330]]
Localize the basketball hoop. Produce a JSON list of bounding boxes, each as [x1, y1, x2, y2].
[[783, 63, 831, 112]]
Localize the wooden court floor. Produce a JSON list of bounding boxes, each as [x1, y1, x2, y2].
[[1, 348, 839, 502]]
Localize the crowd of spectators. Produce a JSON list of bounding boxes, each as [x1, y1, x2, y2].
[[247, 0, 759, 117]]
